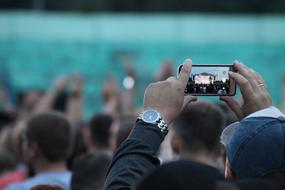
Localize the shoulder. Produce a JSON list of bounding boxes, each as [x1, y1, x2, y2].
[[5, 182, 28, 190], [6, 172, 72, 190]]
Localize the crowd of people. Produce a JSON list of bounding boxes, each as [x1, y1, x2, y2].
[[0, 59, 284, 190]]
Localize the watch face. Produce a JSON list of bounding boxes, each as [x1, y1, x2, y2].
[[142, 110, 159, 123]]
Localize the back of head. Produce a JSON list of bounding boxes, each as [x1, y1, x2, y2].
[[31, 185, 65, 190], [224, 117, 285, 180], [216, 103, 238, 126], [89, 113, 113, 149], [71, 153, 111, 190], [137, 160, 223, 190], [173, 101, 225, 155], [26, 112, 72, 161], [236, 178, 283, 190]]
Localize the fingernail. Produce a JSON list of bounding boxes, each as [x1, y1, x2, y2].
[[228, 71, 234, 75], [233, 60, 239, 63], [183, 59, 192, 72]]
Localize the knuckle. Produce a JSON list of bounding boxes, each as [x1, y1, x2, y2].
[[147, 83, 155, 89], [240, 79, 250, 86]]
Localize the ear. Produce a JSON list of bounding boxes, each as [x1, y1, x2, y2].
[[225, 156, 237, 181], [26, 142, 39, 160], [170, 131, 180, 155]]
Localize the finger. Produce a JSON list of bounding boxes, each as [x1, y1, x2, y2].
[[220, 96, 243, 120], [248, 68, 272, 104], [178, 59, 192, 89], [252, 70, 268, 89], [234, 62, 259, 89], [166, 76, 176, 82], [183, 96, 197, 106], [228, 71, 254, 101]]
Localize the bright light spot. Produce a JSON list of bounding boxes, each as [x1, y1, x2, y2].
[[123, 76, 135, 89]]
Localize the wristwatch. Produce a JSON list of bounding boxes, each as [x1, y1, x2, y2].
[[137, 109, 168, 136]]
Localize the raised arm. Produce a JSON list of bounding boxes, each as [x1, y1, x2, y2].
[[33, 76, 69, 114], [66, 74, 84, 124], [104, 59, 193, 189]]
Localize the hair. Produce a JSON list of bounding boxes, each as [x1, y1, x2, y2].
[[52, 91, 68, 112], [26, 112, 73, 161], [71, 153, 112, 190], [137, 160, 223, 190], [215, 181, 238, 190], [88, 113, 113, 148], [30, 185, 65, 190], [236, 178, 283, 190], [216, 102, 238, 127], [172, 101, 225, 154], [0, 111, 17, 130]]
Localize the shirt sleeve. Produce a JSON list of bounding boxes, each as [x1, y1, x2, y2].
[[103, 121, 165, 190], [245, 106, 285, 119]]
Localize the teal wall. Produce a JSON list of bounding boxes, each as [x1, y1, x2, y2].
[[0, 12, 284, 117]]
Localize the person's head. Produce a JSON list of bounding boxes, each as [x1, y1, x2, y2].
[[236, 178, 283, 190], [85, 113, 113, 152], [30, 185, 65, 190], [71, 153, 111, 190], [222, 117, 285, 186], [216, 102, 238, 126], [171, 101, 225, 164], [23, 112, 73, 169], [137, 160, 227, 190]]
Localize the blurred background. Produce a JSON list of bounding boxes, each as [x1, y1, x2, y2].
[[0, 0, 285, 118]]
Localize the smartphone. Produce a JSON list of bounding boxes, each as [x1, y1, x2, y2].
[[178, 64, 236, 96]]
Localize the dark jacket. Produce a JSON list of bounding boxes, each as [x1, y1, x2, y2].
[[104, 121, 164, 190]]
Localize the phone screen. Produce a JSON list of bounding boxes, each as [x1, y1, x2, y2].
[[178, 64, 236, 96]]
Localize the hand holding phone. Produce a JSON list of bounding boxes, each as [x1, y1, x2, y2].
[[178, 64, 236, 96]]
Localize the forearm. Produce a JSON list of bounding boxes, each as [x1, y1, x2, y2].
[[104, 122, 164, 190], [67, 93, 83, 124], [33, 92, 56, 113]]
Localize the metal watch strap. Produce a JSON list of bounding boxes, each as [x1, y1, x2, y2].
[[136, 114, 168, 136], [156, 118, 168, 136]]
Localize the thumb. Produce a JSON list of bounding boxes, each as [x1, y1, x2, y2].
[[178, 59, 192, 89]]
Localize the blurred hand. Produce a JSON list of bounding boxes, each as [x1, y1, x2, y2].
[[220, 60, 272, 120], [71, 73, 84, 93], [54, 76, 69, 91], [102, 78, 120, 102], [182, 96, 198, 109], [143, 59, 192, 124], [155, 61, 174, 81]]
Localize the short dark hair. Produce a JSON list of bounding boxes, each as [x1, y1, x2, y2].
[[26, 112, 72, 161], [31, 185, 65, 190], [172, 101, 225, 154], [137, 160, 223, 190], [71, 153, 111, 190], [88, 113, 113, 148], [236, 178, 283, 190]]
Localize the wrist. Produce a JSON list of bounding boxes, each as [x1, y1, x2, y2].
[[137, 109, 168, 136]]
